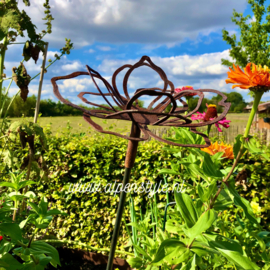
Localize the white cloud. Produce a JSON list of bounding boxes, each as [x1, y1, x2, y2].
[[61, 61, 84, 71], [86, 50, 253, 104], [96, 46, 112, 51], [247, 15, 256, 24], [17, 0, 247, 48], [98, 50, 232, 78]]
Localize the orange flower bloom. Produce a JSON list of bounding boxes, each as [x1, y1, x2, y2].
[[201, 141, 234, 159], [225, 63, 270, 91]]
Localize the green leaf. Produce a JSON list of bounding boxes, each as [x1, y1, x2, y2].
[[197, 185, 205, 202], [133, 244, 152, 261], [202, 153, 223, 178], [8, 192, 26, 202], [158, 168, 179, 175], [190, 241, 219, 257], [0, 223, 22, 241], [216, 248, 259, 270], [0, 205, 13, 215], [186, 164, 209, 182], [165, 219, 183, 234], [206, 235, 260, 270], [257, 231, 270, 239], [244, 137, 270, 160], [174, 191, 198, 228], [180, 255, 196, 270], [40, 256, 53, 266], [197, 181, 217, 202], [184, 209, 217, 240], [0, 253, 23, 269], [213, 190, 233, 211], [47, 209, 67, 216], [35, 216, 52, 229], [29, 241, 61, 266], [225, 181, 258, 224], [19, 214, 36, 229], [233, 134, 242, 159], [127, 257, 144, 268], [152, 239, 190, 266], [24, 191, 36, 198], [28, 201, 40, 215], [18, 180, 37, 190], [0, 181, 17, 189]]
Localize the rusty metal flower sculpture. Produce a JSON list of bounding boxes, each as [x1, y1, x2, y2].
[[51, 55, 230, 270]]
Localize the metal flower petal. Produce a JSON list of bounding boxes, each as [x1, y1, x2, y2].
[[51, 55, 231, 148]]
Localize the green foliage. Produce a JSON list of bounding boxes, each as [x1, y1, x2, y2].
[[0, 172, 65, 269], [221, 0, 270, 68], [2, 121, 270, 268], [188, 92, 247, 113], [128, 128, 270, 269], [5, 95, 37, 117], [0, 0, 74, 140], [1, 127, 176, 253], [4, 98, 146, 117]]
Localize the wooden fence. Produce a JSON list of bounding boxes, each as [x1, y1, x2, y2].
[[145, 126, 270, 145]]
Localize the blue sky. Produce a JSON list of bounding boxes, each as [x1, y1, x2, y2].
[[4, 0, 270, 108]]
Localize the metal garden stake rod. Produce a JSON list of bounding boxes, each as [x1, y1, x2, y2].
[[106, 123, 140, 270], [51, 55, 231, 270]]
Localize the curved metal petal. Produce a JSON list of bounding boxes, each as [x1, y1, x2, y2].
[[51, 56, 231, 147], [83, 113, 149, 141]]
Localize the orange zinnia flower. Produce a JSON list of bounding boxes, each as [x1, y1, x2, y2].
[[225, 63, 270, 91], [201, 141, 234, 159]]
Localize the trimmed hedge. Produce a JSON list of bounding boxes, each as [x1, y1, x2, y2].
[[3, 127, 270, 255], [35, 132, 177, 253]]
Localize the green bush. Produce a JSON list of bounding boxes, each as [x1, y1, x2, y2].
[[33, 131, 176, 253], [2, 127, 270, 257]]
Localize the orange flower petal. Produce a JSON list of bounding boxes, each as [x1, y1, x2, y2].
[[201, 142, 234, 159], [226, 62, 270, 90]]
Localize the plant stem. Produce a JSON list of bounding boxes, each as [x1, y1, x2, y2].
[[244, 91, 263, 137], [13, 200, 18, 221], [0, 36, 8, 97], [21, 141, 35, 212], [207, 124, 212, 137], [0, 77, 13, 119], [30, 52, 64, 81], [17, 240, 28, 248], [122, 212, 134, 245], [184, 98, 189, 115], [42, 239, 135, 257], [30, 255, 39, 265], [209, 91, 263, 209], [28, 228, 39, 248]]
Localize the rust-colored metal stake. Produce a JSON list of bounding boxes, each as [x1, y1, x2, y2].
[[106, 123, 141, 270]]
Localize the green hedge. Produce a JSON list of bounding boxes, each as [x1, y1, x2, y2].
[[3, 128, 270, 255], [35, 132, 177, 253]]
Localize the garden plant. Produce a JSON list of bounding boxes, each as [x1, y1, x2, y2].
[[125, 63, 270, 269], [51, 55, 270, 270], [1, 0, 270, 269], [0, 0, 73, 269]]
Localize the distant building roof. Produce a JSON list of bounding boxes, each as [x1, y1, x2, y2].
[[245, 101, 270, 112]]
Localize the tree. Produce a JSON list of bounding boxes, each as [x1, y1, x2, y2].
[[188, 97, 211, 113], [221, 0, 270, 69], [0, 0, 73, 122], [7, 95, 36, 117]]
